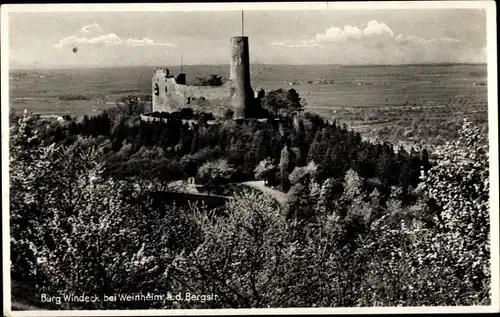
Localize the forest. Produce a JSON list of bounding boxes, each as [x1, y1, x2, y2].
[[9, 90, 490, 309]]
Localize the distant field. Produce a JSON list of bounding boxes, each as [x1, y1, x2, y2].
[[9, 67, 156, 117], [9, 64, 488, 147]]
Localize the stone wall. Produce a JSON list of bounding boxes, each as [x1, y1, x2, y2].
[[183, 84, 230, 100], [152, 69, 230, 113]]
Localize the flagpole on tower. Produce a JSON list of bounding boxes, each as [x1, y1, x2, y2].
[[241, 10, 244, 37]]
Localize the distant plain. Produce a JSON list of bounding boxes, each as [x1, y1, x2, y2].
[[9, 64, 488, 147]]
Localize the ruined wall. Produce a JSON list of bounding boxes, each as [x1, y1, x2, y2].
[[152, 68, 230, 113], [182, 84, 230, 100]]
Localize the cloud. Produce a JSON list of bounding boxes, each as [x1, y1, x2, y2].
[[436, 37, 461, 44], [54, 33, 121, 48], [314, 20, 394, 43], [80, 23, 103, 34], [273, 20, 460, 51], [54, 24, 176, 49], [271, 40, 325, 48], [362, 20, 394, 37], [315, 25, 361, 42], [126, 38, 176, 47], [395, 34, 424, 45], [395, 34, 460, 46], [269, 20, 469, 64]]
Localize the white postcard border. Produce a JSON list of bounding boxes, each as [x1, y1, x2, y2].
[[1, 1, 498, 315]]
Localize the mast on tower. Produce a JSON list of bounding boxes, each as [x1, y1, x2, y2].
[[176, 51, 186, 84], [242, 10, 244, 36]]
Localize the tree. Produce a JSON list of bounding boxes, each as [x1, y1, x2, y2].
[[116, 96, 147, 117], [247, 130, 268, 166], [16, 100, 483, 308], [418, 118, 490, 304], [167, 189, 363, 308], [10, 132, 197, 309], [286, 162, 320, 222], [342, 169, 363, 202], [254, 158, 277, 185], [316, 178, 344, 217], [288, 161, 318, 186], [167, 190, 290, 308], [355, 119, 491, 306], [279, 145, 291, 191], [260, 88, 304, 118], [261, 89, 289, 117], [419, 148, 431, 173], [286, 88, 304, 114], [197, 159, 236, 195], [291, 119, 308, 166], [194, 75, 224, 87]]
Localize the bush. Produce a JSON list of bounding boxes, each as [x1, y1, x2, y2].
[[197, 159, 236, 195], [194, 75, 225, 87]]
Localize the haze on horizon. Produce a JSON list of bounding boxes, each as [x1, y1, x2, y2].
[[8, 8, 487, 69]]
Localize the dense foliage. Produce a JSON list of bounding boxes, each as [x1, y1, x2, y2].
[[9, 92, 490, 308], [193, 75, 225, 87], [261, 88, 304, 116], [14, 97, 428, 197]]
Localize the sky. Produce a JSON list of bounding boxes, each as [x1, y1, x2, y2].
[[8, 8, 488, 69]]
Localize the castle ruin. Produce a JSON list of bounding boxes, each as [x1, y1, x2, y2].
[[151, 36, 254, 120]]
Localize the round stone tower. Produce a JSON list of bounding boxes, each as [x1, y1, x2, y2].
[[230, 36, 253, 120]]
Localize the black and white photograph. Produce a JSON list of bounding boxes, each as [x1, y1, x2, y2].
[[1, 2, 498, 315]]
